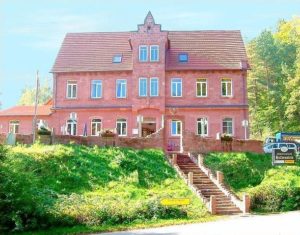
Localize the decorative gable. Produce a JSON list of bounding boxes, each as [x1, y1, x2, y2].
[[137, 11, 161, 33]]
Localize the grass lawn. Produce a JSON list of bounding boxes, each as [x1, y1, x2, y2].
[[0, 144, 212, 234], [204, 152, 300, 212], [18, 217, 219, 235]]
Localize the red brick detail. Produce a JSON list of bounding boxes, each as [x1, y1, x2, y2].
[[183, 131, 263, 153]]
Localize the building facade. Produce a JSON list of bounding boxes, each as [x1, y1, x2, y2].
[[0, 12, 250, 150]]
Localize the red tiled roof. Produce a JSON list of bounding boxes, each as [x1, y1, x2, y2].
[[0, 105, 52, 116], [166, 31, 249, 70], [51, 30, 249, 73], [51, 32, 132, 73]]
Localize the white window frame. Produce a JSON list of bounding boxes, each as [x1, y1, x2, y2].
[[139, 45, 148, 62], [66, 80, 77, 99], [116, 79, 127, 98], [139, 77, 148, 97], [9, 120, 19, 134], [116, 119, 127, 136], [91, 80, 102, 99], [150, 45, 159, 62], [66, 119, 77, 136], [222, 117, 233, 135], [221, 78, 232, 97], [91, 119, 102, 136], [171, 120, 182, 136], [196, 79, 207, 97], [197, 117, 208, 136], [150, 77, 159, 97], [171, 78, 182, 97], [112, 54, 122, 63]]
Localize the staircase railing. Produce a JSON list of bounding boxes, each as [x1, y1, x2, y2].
[[188, 152, 250, 214], [166, 154, 211, 211]]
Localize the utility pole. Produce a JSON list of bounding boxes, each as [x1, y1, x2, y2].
[[32, 70, 40, 143]]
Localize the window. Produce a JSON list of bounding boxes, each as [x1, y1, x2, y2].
[[91, 80, 102, 98], [197, 118, 208, 136], [150, 45, 159, 62], [66, 81, 77, 99], [91, 119, 102, 136], [116, 118, 127, 136], [171, 78, 182, 97], [178, 53, 188, 62], [222, 118, 233, 135], [196, 79, 207, 97], [221, 79, 232, 97], [113, 54, 122, 63], [171, 120, 182, 136], [66, 119, 77, 135], [116, 79, 127, 98], [139, 45, 148, 62], [139, 78, 147, 97], [150, 77, 159, 96], [9, 120, 19, 134]]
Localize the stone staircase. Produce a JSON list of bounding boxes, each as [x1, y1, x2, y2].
[[176, 154, 243, 215]]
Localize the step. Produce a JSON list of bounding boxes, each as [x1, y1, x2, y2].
[[217, 208, 242, 214]]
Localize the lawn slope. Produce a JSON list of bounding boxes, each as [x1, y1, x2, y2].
[[0, 144, 209, 233], [204, 152, 300, 212]]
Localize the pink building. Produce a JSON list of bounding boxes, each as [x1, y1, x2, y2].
[[0, 12, 250, 151]]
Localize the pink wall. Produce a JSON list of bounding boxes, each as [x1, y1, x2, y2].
[[0, 116, 52, 135], [54, 71, 132, 109], [165, 70, 247, 106], [0, 16, 250, 147]]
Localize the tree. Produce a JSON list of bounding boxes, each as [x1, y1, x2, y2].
[[18, 79, 52, 105], [247, 17, 300, 138]]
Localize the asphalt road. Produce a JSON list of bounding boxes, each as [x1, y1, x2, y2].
[[96, 211, 300, 235]]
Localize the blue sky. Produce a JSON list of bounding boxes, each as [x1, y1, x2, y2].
[[0, 0, 299, 109]]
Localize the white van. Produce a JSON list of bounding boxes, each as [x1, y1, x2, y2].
[[263, 142, 298, 155]]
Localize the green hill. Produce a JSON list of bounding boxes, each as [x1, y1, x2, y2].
[[204, 152, 300, 212], [0, 144, 209, 233]]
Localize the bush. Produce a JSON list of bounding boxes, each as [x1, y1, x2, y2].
[[204, 152, 272, 190], [204, 152, 300, 212], [0, 144, 208, 233], [249, 167, 300, 212]]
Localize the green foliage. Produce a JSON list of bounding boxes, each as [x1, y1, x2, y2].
[[204, 152, 300, 212], [249, 167, 300, 212], [18, 79, 52, 105], [247, 17, 300, 138], [204, 152, 272, 190], [0, 144, 208, 233]]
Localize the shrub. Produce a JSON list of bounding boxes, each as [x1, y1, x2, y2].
[[249, 167, 300, 212], [204, 152, 300, 212], [0, 144, 208, 233], [204, 152, 272, 190]]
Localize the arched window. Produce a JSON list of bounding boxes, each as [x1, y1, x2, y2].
[[66, 119, 77, 136], [91, 119, 102, 136]]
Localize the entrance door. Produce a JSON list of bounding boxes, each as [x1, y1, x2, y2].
[[141, 117, 156, 137], [168, 119, 183, 152]]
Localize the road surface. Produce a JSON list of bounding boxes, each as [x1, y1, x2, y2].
[[96, 211, 299, 235]]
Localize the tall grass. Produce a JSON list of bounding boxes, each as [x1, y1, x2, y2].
[[0, 144, 208, 233]]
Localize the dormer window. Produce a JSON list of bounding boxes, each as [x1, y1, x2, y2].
[[178, 53, 188, 63], [113, 54, 122, 63]]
